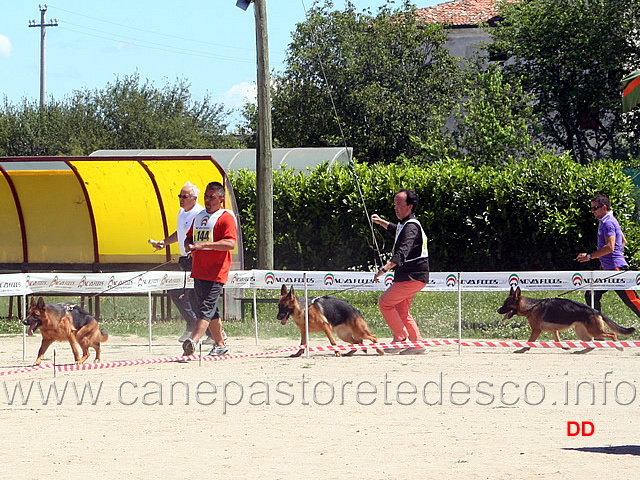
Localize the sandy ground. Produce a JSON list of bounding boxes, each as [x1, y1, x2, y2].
[[0, 333, 639, 480]]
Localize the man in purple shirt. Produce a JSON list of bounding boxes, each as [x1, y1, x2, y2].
[[576, 194, 640, 317]]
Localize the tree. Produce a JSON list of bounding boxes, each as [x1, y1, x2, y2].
[[489, 0, 640, 163], [258, 0, 459, 163], [449, 58, 539, 166], [0, 74, 238, 156]]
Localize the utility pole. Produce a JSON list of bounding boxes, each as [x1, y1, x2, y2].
[[29, 4, 58, 108], [236, 0, 274, 269]]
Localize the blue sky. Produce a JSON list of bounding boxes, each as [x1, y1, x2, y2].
[[1, 1, 439, 129]]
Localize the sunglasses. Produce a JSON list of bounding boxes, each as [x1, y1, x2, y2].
[[591, 205, 603, 211], [177, 194, 192, 199]]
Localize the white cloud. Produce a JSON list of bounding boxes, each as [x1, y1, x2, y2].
[[218, 81, 257, 109], [0, 34, 12, 58]]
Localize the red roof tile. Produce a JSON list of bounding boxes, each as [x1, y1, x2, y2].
[[417, 0, 520, 26]]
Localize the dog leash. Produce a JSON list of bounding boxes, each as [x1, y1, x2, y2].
[[557, 268, 629, 297], [87, 258, 178, 299]]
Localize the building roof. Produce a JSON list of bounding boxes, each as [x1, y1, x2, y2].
[[417, 0, 520, 27]]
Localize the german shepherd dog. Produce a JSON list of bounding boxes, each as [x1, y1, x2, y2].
[[277, 285, 383, 357], [24, 296, 108, 365], [498, 287, 635, 353]]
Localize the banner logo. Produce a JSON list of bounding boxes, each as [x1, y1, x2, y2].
[[508, 274, 520, 287], [446, 274, 457, 287], [108, 276, 115, 289], [264, 272, 275, 285], [49, 275, 59, 287], [78, 275, 87, 289], [324, 273, 335, 286], [572, 273, 584, 287], [384, 274, 394, 288]]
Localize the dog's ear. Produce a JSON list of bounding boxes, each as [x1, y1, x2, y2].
[[30, 296, 36, 307], [289, 285, 295, 296], [515, 287, 521, 297], [509, 287, 515, 296], [37, 297, 46, 309], [280, 284, 288, 296]]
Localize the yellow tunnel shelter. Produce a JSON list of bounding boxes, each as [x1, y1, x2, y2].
[[0, 155, 243, 272]]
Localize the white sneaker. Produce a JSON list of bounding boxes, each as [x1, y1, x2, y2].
[[207, 345, 229, 356], [399, 347, 428, 355], [178, 331, 193, 343]]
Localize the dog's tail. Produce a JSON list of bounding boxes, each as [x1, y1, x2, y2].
[[602, 314, 636, 335], [99, 328, 109, 342]]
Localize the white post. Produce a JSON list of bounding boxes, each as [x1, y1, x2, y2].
[[148, 291, 153, 353], [304, 273, 310, 359], [253, 287, 259, 345], [457, 272, 462, 355], [22, 295, 27, 361]]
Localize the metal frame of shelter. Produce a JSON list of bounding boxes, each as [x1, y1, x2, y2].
[[90, 147, 352, 172]]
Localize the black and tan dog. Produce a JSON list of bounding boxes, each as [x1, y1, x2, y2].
[[277, 285, 383, 357], [24, 296, 108, 365], [498, 286, 635, 353]]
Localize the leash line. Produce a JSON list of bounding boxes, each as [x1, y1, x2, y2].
[[87, 258, 177, 299], [557, 268, 629, 297], [299, 0, 384, 269]]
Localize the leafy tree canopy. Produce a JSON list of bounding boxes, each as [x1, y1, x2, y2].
[[263, 0, 460, 163], [489, 0, 640, 163], [0, 73, 238, 156]]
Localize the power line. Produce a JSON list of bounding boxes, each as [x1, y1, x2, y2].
[[49, 4, 255, 53], [58, 21, 256, 64]]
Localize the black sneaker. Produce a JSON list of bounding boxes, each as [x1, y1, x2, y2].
[[182, 338, 196, 356], [382, 339, 406, 354]]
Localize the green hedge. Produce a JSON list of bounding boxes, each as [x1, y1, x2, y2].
[[230, 153, 640, 271]]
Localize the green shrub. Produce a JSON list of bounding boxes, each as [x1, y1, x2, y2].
[[230, 154, 640, 271]]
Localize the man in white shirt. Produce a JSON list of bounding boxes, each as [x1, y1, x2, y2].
[[149, 182, 215, 343]]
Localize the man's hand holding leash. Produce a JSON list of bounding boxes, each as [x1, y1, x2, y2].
[[148, 238, 165, 252]]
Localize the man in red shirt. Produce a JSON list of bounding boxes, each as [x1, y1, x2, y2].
[[182, 181, 238, 357]]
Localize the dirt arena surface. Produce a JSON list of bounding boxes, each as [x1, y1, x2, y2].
[[1, 333, 639, 480]]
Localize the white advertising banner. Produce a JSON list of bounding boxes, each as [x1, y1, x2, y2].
[[227, 270, 640, 292], [0, 270, 638, 297]]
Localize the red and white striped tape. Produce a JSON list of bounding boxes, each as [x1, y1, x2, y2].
[[1, 338, 638, 377]]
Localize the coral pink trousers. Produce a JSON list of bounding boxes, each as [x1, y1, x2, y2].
[[378, 280, 426, 341]]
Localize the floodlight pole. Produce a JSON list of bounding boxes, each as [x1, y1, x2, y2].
[[242, 0, 274, 269]]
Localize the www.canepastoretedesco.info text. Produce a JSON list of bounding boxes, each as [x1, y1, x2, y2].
[[1, 372, 637, 413]]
